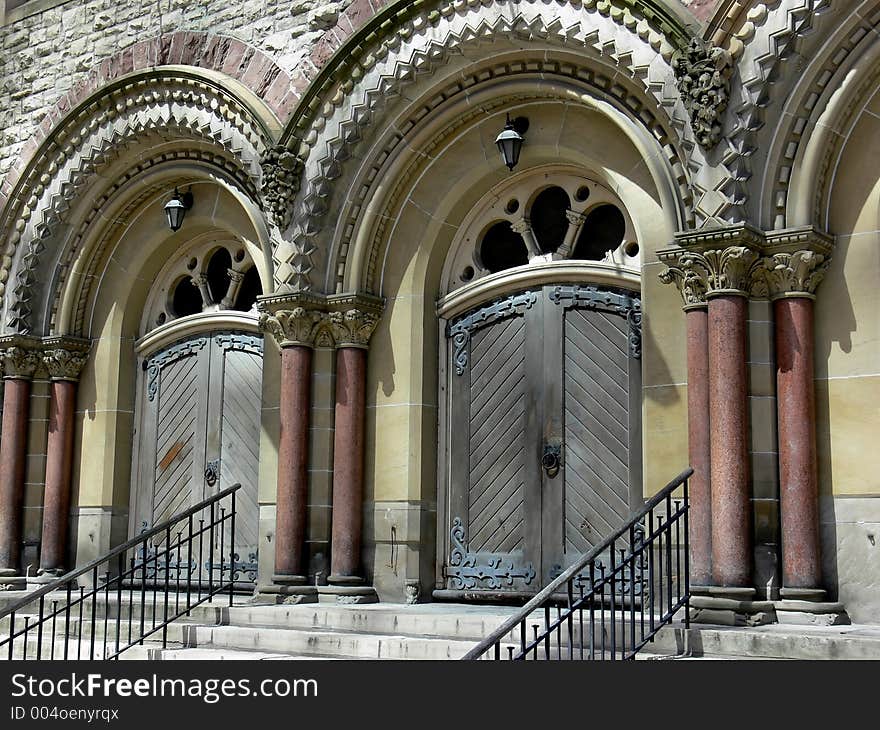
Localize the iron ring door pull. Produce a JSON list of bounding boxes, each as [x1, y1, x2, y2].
[[205, 459, 220, 487], [542, 444, 562, 478]]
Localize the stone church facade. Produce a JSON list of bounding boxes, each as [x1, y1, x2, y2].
[[0, 0, 876, 623]]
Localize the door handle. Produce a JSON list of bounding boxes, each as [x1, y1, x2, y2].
[[205, 459, 220, 487], [542, 444, 561, 478]]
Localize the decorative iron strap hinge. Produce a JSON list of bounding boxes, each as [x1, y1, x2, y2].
[[549, 284, 642, 359], [445, 517, 536, 590], [447, 291, 538, 375]]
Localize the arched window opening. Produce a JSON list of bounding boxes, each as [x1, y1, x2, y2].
[[572, 204, 626, 261], [205, 248, 232, 304], [170, 276, 202, 319], [530, 186, 570, 253], [479, 222, 529, 274], [234, 266, 263, 311]]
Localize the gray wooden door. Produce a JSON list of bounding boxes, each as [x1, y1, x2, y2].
[[442, 285, 641, 595], [133, 331, 263, 585]]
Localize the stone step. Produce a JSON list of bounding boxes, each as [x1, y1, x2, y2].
[[175, 624, 480, 660], [649, 622, 880, 660]]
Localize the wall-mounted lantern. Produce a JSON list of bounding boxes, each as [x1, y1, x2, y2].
[[164, 188, 193, 232], [495, 114, 529, 171]]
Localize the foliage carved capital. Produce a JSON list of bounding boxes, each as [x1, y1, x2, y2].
[[41, 337, 90, 382], [0, 337, 42, 380], [751, 250, 831, 300]]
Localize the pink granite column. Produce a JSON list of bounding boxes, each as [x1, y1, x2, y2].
[[775, 297, 821, 591], [686, 306, 712, 586], [329, 346, 367, 583], [274, 345, 312, 583], [0, 378, 32, 576], [708, 295, 752, 587], [38, 380, 77, 575]]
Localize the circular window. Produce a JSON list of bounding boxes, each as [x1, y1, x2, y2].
[[479, 222, 529, 274], [573, 204, 626, 261], [530, 186, 570, 254]]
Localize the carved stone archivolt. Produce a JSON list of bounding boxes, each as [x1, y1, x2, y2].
[[672, 38, 732, 150], [258, 293, 384, 349], [659, 225, 836, 304]]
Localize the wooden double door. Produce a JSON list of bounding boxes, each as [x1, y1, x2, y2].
[[131, 331, 262, 585], [440, 285, 642, 596]]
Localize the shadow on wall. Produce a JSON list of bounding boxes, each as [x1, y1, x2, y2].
[[642, 310, 679, 406], [813, 235, 856, 601]]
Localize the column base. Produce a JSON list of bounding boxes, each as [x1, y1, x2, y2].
[[253, 575, 318, 605], [0, 573, 26, 591], [689, 586, 776, 626], [318, 584, 378, 605], [775, 587, 849, 626]]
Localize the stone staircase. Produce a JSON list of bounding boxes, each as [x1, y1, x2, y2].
[[4, 596, 880, 660]]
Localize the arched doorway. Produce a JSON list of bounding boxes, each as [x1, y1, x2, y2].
[[436, 170, 643, 598], [130, 238, 264, 587]]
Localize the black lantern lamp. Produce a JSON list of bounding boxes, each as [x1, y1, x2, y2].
[[164, 187, 193, 232], [495, 114, 528, 171]]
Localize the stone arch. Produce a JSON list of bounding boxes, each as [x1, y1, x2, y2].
[[747, 0, 880, 229], [710, 0, 836, 223], [269, 0, 717, 293], [0, 67, 278, 335]]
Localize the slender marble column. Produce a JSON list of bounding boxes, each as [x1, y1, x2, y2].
[[0, 345, 40, 578], [39, 381, 76, 575], [38, 343, 88, 577], [274, 345, 312, 582], [329, 346, 367, 582], [708, 294, 752, 587], [686, 306, 712, 586], [775, 296, 821, 591]]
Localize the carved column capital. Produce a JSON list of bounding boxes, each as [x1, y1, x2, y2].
[[751, 250, 831, 300], [0, 336, 42, 380], [257, 294, 331, 349], [326, 294, 384, 349], [41, 338, 90, 382], [658, 252, 711, 310]]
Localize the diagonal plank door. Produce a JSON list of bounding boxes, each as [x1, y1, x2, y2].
[[132, 331, 263, 585], [441, 285, 641, 596]]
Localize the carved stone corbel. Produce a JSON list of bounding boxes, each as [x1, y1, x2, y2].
[[672, 38, 732, 150], [260, 144, 304, 231]]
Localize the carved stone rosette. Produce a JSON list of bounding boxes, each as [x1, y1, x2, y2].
[[0, 337, 42, 380], [672, 38, 732, 149]]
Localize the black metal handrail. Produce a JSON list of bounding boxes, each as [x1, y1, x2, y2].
[[0, 484, 241, 660], [463, 468, 692, 660]]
